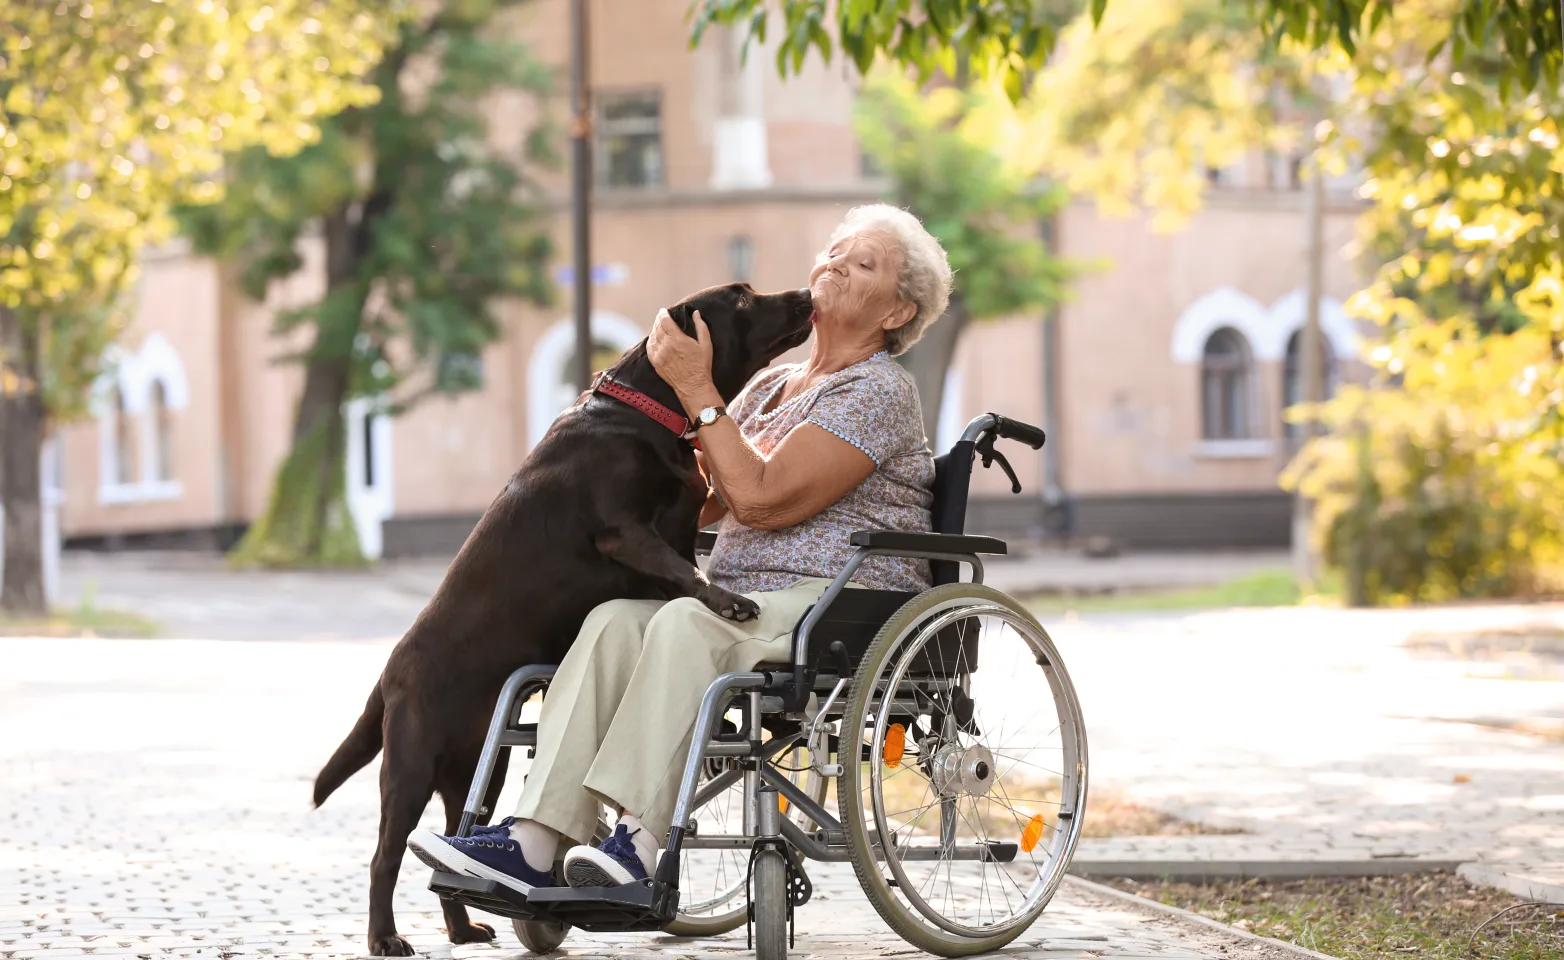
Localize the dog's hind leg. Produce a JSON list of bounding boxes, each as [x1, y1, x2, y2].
[[434, 749, 509, 944], [366, 709, 437, 958]]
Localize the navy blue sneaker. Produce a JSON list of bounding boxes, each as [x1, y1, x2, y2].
[[407, 823, 555, 896], [562, 824, 651, 887]]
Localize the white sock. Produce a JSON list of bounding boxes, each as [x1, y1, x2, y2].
[[615, 814, 660, 875], [506, 819, 560, 872]]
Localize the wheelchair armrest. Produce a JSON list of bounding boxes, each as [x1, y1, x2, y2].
[[695, 529, 718, 554], [848, 530, 1008, 556]]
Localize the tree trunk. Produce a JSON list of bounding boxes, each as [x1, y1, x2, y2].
[[897, 294, 971, 446], [228, 207, 368, 568], [0, 306, 47, 616]]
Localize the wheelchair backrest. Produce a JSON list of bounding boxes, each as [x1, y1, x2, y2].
[[929, 439, 977, 585]]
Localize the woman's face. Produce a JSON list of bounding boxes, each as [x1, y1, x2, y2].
[[808, 230, 912, 338]]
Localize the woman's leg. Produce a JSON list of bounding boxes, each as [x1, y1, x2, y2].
[[409, 596, 666, 891], [580, 579, 833, 855], [511, 597, 664, 848]]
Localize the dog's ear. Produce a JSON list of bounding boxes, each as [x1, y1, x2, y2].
[[664, 302, 698, 337]]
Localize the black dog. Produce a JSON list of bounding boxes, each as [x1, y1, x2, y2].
[[310, 282, 813, 956]]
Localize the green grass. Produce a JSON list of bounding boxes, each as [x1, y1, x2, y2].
[[1105, 873, 1563, 960], [1025, 568, 1322, 615], [0, 582, 158, 638]]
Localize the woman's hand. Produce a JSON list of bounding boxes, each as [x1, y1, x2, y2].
[[648, 308, 716, 409]]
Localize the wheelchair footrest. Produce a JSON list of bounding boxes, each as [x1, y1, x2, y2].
[[525, 881, 678, 932], [428, 871, 557, 923]]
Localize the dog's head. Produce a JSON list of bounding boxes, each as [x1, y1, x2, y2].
[[663, 283, 814, 401]]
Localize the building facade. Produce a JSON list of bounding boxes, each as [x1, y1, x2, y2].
[[55, 0, 1368, 556]]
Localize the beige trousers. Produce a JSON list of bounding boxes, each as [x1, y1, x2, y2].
[[513, 577, 832, 846]]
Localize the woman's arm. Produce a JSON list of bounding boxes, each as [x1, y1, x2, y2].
[[696, 416, 874, 530], [651, 311, 875, 531]]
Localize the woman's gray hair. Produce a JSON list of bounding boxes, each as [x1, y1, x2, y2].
[[818, 204, 953, 356]]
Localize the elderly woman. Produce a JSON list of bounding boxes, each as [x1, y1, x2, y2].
[[409, 203, 952, 893]]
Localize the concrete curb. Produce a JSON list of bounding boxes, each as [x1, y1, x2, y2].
[[1064, 875, 1344, 960], [1456, 863, 1564, 905], [1068, 858, 1463, 883]]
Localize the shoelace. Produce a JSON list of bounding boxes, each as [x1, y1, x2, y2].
[[598, 825, 641, 867], [468, 817, 515, 838]]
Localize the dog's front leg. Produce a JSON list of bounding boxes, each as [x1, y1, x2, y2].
[[595, 524, 761, 621]]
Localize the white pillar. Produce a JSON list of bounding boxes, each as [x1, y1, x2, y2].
[[41, 436, 61, 606], [710, 26, 772, 190], [344, 398, 394, 561]]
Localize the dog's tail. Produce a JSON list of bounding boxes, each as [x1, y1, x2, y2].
[[313, 684, 385, 808]]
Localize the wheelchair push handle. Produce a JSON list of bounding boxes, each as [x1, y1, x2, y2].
[[957, 412, 1046, 450], [992, 415, 1047, 450], [953, 413, 1045, 495]]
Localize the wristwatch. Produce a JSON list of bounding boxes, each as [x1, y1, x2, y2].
[[695, 405, 728, 428]]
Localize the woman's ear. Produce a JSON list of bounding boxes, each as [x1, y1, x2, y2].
[[883, 300, 918, 332]]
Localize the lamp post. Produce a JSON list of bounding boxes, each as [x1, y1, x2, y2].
[[1291, 148, 1325, 587], [570, 0, 593, 393]]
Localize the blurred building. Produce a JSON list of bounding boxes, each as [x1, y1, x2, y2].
[[54, 0, 1367, 558]]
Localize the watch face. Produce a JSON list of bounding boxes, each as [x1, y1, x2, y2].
[[701, 407, 720, 425]]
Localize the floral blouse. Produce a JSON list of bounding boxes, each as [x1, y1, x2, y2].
[[706, 352, 935, 594]]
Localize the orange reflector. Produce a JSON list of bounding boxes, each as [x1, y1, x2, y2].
[[1021, 814, 1046, 853], [779, 796, 790, 815], [884, 724, 906, 768]]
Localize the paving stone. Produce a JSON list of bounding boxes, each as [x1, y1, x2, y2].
[[7, 595, 1563, 958]]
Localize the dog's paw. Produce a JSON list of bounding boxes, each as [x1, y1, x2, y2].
[[448, 920, 496, 944], [705, 588, 761, 622], [368, 933, 417, 957]]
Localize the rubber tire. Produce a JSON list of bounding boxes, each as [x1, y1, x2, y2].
[[751, 847, 790, 960], [664, 757, 826, 936], [512, 918, 569, 954], [838, 583, 1075, 957]]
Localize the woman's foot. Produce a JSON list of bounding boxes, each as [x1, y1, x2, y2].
[[408, 820, 557, 896], [562, 822, 657, 887]]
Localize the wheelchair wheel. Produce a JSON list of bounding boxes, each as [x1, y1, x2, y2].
[[837, 584, 1088, 957], [752, 846, 790, 960], [666, 740, 824, 936], [511, 917, 568, 954]]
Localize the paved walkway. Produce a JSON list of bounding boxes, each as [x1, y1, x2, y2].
[[1055, 603, 1564, 901], [2, 635, 1298, 960], [6, 552, 1561, 959]]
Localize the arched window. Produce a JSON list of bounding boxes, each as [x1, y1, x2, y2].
[[1201, 328, 1251, 440], [113, 387, 137, 485], [149, 381, 175, 482], [1282, 330, 1338, 440]]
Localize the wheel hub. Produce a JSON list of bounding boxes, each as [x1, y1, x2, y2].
[[928, 742, 996, 798]]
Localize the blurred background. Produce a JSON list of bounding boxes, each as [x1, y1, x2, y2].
[[0, 0, 1560, 616], [2, 5, 1562, 958]]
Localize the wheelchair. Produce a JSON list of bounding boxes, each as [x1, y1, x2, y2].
[[429, 413, 1089, 959]]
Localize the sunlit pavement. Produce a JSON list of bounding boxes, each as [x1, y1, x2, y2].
[[1051, 602, 1564, 900], [5, 635, 1283, 959], [6, 554, 1563, 956]]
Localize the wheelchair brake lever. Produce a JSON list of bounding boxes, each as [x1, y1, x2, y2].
[[973, 433, 1022, 493], [985, 447, 1024, 494]]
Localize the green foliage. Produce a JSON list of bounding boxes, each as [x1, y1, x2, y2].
[[687, 0, 1562, 104], [1280, 3, 1564, 602], [1029, 0, 1319, 231], [853, 71, 1072, 319], [179, 2, 557, 410], [0, 0, 400, 311], [1027, 569, 1306, 615]]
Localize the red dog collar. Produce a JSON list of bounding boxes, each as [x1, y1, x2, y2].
[[594, 374, 699, 444]]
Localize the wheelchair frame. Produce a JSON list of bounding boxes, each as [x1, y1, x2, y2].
[[429, 414, 1088, 957]]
